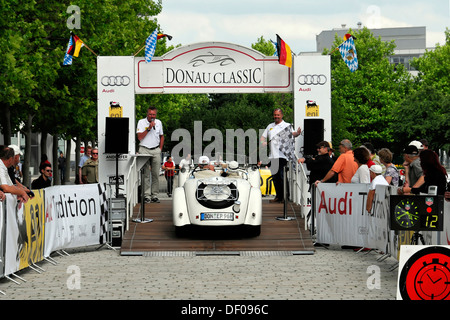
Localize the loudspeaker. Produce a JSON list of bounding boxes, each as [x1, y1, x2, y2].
[[303, 119, 324, 156], [105, 117, 129, 154]]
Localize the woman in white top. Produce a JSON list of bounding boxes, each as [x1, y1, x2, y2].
[[351, 147, 371, 183]]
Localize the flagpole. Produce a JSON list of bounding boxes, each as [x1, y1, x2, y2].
[[134, 43, 146, 56], [82, 43, 98, 57], [328, 47, 339, 55], [70, 32, 98, 57]]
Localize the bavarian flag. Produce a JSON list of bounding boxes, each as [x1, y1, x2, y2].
[[145, 31, 172, 63], [338, 34, 358, 72], [276, 34, 292, 68]]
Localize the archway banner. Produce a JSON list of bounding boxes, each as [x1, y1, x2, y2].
[[135, 42, 292, 94]]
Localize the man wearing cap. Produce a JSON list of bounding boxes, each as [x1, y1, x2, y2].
[[419, 139, 429, 150], [7, 145, 31, 194], [0, 147, 29, 203], [409, 140, 424, 152], [402, 144, 423, 189], [366, 165, 389, 213], [8, 145, 23, 183], [298, 141, 335, 189], [198, 156, 214, 171]]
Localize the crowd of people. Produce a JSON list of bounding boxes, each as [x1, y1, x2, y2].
[[257, 109, 449, 206], [2, 107, 449, 206], [302, 138, 449, 204], [0, 143, 101, 205]]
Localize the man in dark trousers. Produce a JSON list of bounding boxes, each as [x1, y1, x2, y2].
[[298, 141, 336, 190]]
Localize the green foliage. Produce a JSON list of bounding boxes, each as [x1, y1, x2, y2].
[[392, 28, 450, 153], [325, 27, 412, 151], [3, 2, 448, 164], [411, 29, 450, 94], [0, 0, 164, 143], [391, 85, 450, 152], [251, 36, 276, 56]]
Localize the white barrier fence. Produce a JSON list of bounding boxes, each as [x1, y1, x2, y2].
[[314, 183, 450, 259], [0, 184, 108, 279]]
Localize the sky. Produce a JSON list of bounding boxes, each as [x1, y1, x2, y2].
[[155, 0, 449, 53]]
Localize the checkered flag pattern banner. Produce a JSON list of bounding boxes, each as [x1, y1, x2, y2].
[[274, 125, 296, 162], [97, 183, 108, 244], [145, 30, 158, 63], [63, 36, 73, 66], [338, 37, 358, 72]]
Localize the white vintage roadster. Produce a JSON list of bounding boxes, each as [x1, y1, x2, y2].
[[172, 158, 262, 237]]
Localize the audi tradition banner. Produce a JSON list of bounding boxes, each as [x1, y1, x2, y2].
[[4, 190, 45, 275], [0, 184, 107, 277], [315, 183, 390, 251], [44, 184, 107, 257]]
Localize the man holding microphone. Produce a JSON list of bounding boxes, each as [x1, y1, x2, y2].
[[137, 106, 164, 203]]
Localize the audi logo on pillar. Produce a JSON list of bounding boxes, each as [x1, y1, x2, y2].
[[297, 74, 327, 85], [101, 76, 131, 86]]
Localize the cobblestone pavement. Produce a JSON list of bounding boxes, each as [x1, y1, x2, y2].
[[0, 244, 399, 301]]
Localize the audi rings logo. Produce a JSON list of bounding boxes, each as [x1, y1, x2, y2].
[[297, 74, 327, 85], [101, 76, 131, 86]]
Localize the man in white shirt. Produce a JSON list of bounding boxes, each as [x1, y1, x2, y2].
[[0, 146, 29, 203], [179, 154, 191, 171], [260, 108, 301, 203], [136, 106, 164, 203]]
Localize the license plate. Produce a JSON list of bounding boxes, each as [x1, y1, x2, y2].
[[200, 212, 234, 221]]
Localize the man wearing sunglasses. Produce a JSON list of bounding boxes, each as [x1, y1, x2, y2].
[[31, 162, 53, 190], [81, 148, 99, 184]]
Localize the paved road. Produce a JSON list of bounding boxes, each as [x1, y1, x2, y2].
[[3, 174, 400, 305], [0, 244, 399, 301]]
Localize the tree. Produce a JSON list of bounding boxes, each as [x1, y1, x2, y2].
[[391, 85, 450, 152], [391, 29, 450, 153], [0, 1, 166, 184], [325, 27, 412, 152]]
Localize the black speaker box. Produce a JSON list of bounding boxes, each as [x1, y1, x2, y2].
[[303, 119, 324, 156], [105, 117, 129, 154]]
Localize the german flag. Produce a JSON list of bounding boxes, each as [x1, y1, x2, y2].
[[276, 34, 292, 68], [343, 33, 356, 41], [157, 33, 172, 41], [67, 33, 84, 57]]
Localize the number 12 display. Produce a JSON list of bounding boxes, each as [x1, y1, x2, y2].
[[389, 195, 444, 231]]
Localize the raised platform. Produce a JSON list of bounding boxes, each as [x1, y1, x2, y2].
[[120, 199, 315, 256]]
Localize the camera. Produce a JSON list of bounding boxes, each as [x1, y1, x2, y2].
[[27, 190, 35, 198]]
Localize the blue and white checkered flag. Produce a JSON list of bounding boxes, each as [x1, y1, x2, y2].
[[338, 37, 358, 72], [145, 30, 158, 63], [63, 36, 73, 66]]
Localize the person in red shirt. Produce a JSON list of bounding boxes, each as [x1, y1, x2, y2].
[[162, 155, 175, 197]]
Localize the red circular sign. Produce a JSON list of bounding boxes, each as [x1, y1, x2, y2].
[[399, 246, 450, 300]]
